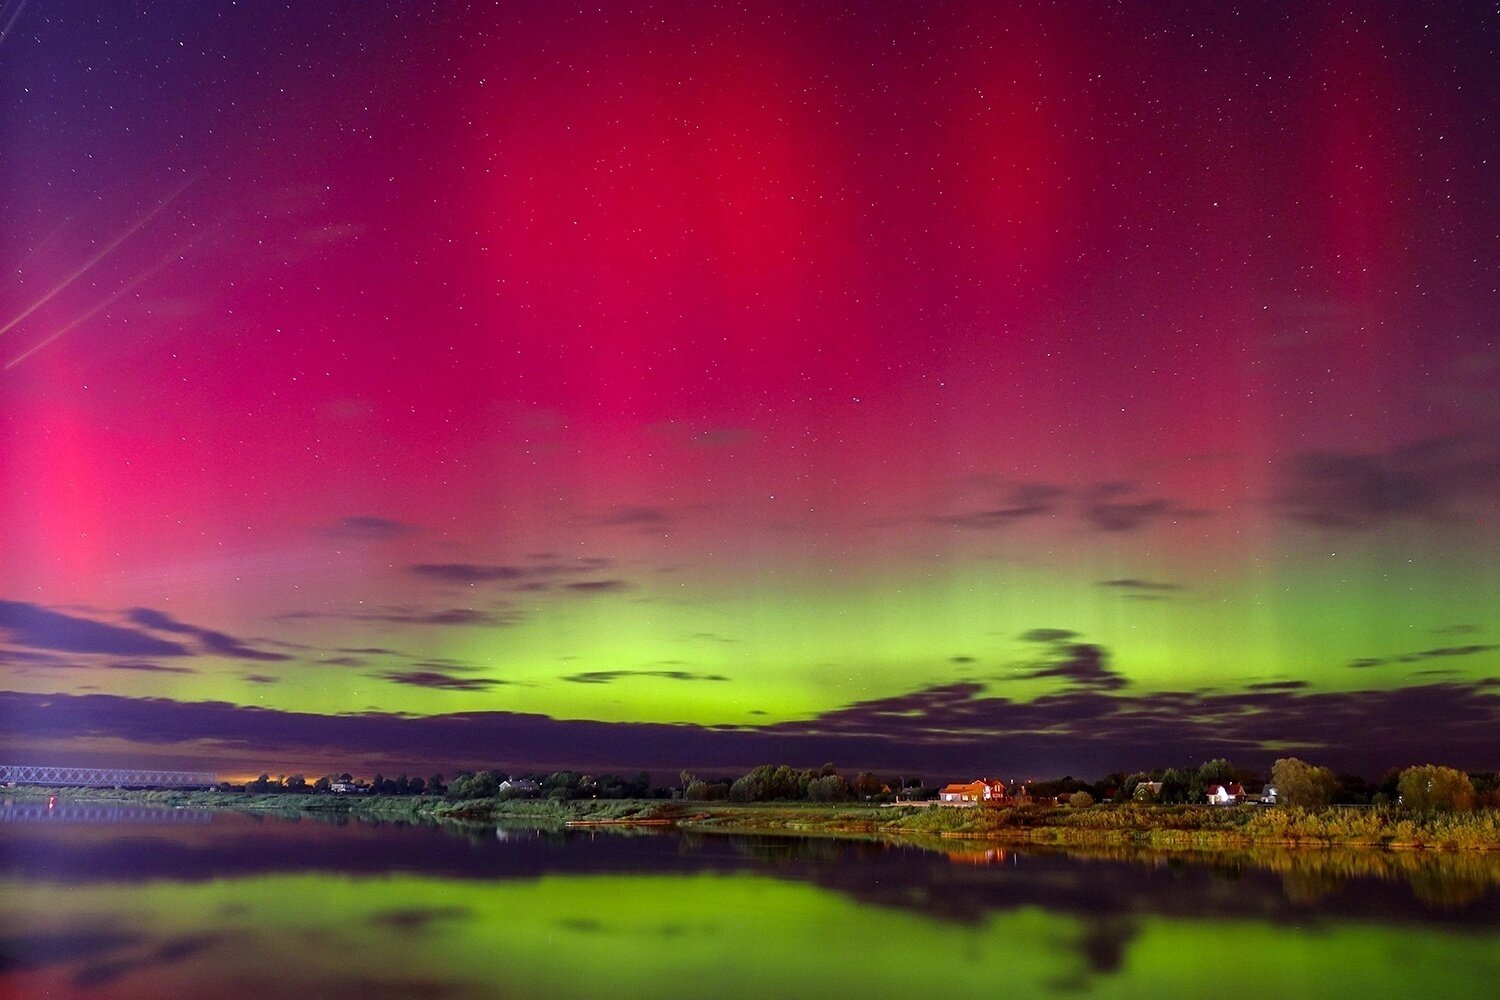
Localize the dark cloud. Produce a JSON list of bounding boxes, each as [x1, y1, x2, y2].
[[563, 580, 630, 593], [0, 647, 69, 667], [73, 933, 223, 990], [368, 907, 472, 933], [1246, 680, 1310, 692], [950, 655, 977, 664], [1432, 624, 1480, 636], [0, 928, 146, 975], [322, 516, 419, 540], [689, 632, 738, 644], [1098, 579, 1184, 593], [3, 680, 1499, 777], [319, 656, 366, 667], [764, 680, 1500, 775], [373, 671, 509, 692], [1082, 483, 1208, 532], [595, 505, 674, 529], [1348, 644, 1499, 669], [0, 601, 189, 657], [1015, 642, 1128, 692], [243, 674, 279, 685], [409, 658, 479, 672], [410, 563, 528, 584], [106, 661, 198, 675], [561, 670, 729, 684], [126, 608, 293, 662], [1275, 431, 1500, 530], [1018, 628, 1079, 644], [938, 483, 1066, 529], [281, 606, 511, 627], [410, 557, 615, 589]]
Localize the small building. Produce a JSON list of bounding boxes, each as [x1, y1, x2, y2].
[[939, 778, 1007, 805], [1133, 781, 1164, 802], [1205, 783, 1245, 805], [1260, 784, 1279, 805], [330, 781, 364, 794], [499, 778, 539, 797]]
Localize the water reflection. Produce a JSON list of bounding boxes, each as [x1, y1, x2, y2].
[[1, 813, 1498, 999], [0, 801, 212, 824]]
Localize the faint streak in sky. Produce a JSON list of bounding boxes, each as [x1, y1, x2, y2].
[[5, 237, 198, 370], [0, 0, 30, 49], [0, 176, 194, 338]]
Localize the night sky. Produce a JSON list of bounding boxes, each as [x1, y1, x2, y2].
[[2, 2, 1497, 779]]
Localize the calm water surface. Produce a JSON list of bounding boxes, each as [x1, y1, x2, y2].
[[2, 806, 1499, 999]]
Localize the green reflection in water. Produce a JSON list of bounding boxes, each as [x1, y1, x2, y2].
[[4, 872, 1499, 999]]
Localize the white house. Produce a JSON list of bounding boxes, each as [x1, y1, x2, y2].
[[939, 779, 1007, 805], [499, 778, 540, 796], [1204, 783, 1245, 805]]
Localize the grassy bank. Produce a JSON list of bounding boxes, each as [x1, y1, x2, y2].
[[10, 787, 1500, 851], [878, 802, 1500, 851]]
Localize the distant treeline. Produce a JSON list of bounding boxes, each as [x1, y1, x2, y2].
[[217, 758, 1500, 812]]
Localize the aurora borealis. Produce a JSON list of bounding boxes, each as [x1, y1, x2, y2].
[[1, 2, 1496, 777]]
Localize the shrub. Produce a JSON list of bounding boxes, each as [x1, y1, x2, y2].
[[1398, 765, 1476, 812]]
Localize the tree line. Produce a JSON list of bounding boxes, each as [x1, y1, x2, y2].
[[220, 758, 1499, 812]]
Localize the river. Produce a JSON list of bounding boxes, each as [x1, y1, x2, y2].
[[2, 808, 1498, 998]]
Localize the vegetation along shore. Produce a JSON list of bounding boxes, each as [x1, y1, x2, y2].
[[9, 786, 1500, 853]]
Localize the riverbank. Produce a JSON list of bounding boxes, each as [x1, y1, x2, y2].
[[8, 786, 1500, 852]]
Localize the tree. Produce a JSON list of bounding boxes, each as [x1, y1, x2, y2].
[[427, 773, 446, 796], [1270, 758, 1338, 809], [1470, 772, 1500, 809], [1197, 759, 1235, 787], [807, 774, 849, 802], [1068, 791, 1095, 808], [1398, 765, 1476, 812], [313, 775, 332, 792], [446, 770, 500, 800], [728, 773, 766, 802], [1158, 768, 1198, 804], [684, 779, 727, 800], [285, 774, 307, 792]]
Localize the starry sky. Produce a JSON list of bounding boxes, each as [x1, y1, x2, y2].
[[1, 1, 1497, 779]]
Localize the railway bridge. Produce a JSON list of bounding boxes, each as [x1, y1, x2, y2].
[[0, 764, 217, 789]]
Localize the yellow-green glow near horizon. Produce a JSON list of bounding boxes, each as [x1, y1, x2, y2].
[[4, 547, 1495, 728]]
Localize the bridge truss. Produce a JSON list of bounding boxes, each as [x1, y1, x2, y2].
[[0, 764, 217, 789]]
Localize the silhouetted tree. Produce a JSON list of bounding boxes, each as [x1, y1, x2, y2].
[[1398, 765, 1475, 811], [1197, 759, 1234, 787], [1271, 758, 1337, 809], [807, 774, 849, 802]]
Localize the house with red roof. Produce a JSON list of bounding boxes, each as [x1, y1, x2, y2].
[[939, 778, 1007, 805], [1205, 783, 1246, 805]]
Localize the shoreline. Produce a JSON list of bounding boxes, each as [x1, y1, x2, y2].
[[7, 786, 1500, 853]]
